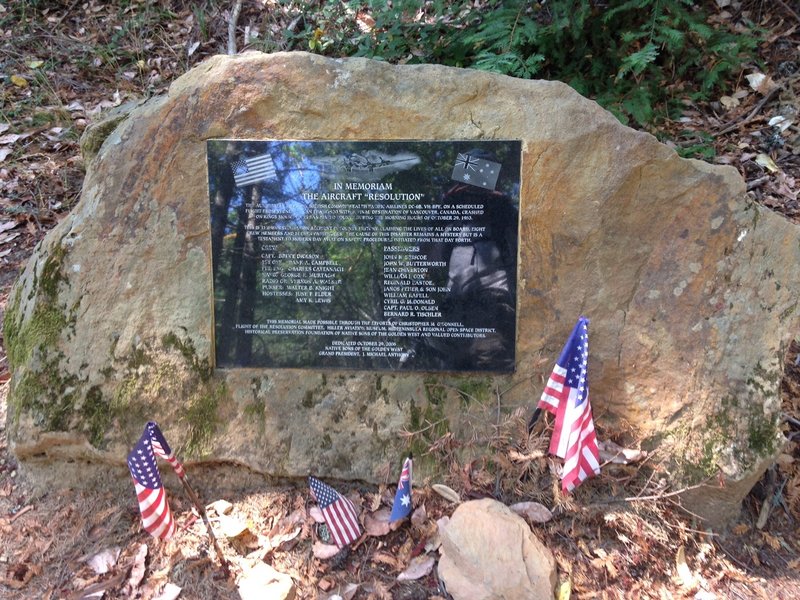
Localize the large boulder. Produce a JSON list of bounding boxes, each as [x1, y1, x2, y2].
[[4, 52, 800, 524]]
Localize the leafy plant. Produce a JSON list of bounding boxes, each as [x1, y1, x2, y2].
[[285, 0, 759, 127]]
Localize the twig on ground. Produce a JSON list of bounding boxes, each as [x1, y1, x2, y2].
[[775, 0, 800, 24], [747, 176, 770, 191], [54, 0, 82, 27], [590, 476, 718, 507], [714, 86, 782, 137], [9, 504, 33, 523], [494, 385, 503, 497], [782, 412, 800, 429], [179, 476, 230, 575], [227, 0, 243, 55], [714, 538, 752, 571], [624, 480, 713, 503]]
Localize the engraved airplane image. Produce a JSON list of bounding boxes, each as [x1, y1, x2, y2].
[[311, 150, 420, 182]]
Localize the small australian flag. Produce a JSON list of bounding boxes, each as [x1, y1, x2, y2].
[[451, 153, 501, 191], [389, 456, 413, 522]]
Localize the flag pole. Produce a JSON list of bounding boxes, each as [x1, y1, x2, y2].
[[178, 474, 228, 570]]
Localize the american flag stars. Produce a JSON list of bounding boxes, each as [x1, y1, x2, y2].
[[127, 422, 184, 540], [309, 477, 362, 548]]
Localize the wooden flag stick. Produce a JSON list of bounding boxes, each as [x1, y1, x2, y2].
[[178, 474, 228, 571]]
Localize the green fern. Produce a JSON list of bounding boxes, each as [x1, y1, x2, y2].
[[617, 43, 660, 79], [287, 0, 761, 127]]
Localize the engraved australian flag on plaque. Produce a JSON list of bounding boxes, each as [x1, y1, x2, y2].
[[451, 152, 502, 191]]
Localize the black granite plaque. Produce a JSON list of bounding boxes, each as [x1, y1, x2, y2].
[[207, 140, 521, 372]]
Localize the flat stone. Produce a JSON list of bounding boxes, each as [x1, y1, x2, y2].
[[438, 499, 556, 600], [237, 562, 295, 600], [4, 52, 800, 525]]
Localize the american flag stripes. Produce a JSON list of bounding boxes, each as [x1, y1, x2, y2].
[[538, 317, 601, 493], [127, 422, 185, 540], [309, 477, 362, 548], [232, 153, 277, 187], [389, 456, 413, 522]]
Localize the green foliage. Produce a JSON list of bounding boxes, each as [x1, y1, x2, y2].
[[286, 0, 759, 127]]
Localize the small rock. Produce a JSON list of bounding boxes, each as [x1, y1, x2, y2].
[[208, 499, 233, 515], [438, 498, 556, 600], [237, 563, 295, 600]]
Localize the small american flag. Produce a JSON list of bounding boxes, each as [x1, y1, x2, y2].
[[389, 456, 413, 522], [127, 422, 184, 540], [232, 152, 277, 187], [309, 477, 362, 548], [538, 317, 601, 493]]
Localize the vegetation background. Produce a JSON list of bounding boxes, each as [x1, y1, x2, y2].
[[0, 1, 798, 598]]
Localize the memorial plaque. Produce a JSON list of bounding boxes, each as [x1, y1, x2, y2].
[[207, 140, 522, 372]]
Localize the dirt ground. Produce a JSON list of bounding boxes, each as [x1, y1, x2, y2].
[[1, 1, 799, 598]]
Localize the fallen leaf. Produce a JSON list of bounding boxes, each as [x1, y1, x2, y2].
[[768, 116, 794, 132], [0, 562, 41, 589], [0, 124, 8, 134], [597, 551, 619, 578], [431, 484, 460, 503], [126, 543, 148, 593], [10, 75, 28, 88], [0, 148, 11, 163], [509, 501, 553, 523], [310, 506, 326, 523], [397, 554, 435, 581], [312, 541, 341, 560], [368, 490, 383, 512], [509, 449, 546, 462], [340, 582, 359, 600], [187, 41, 200, 57], [152, 582, 182, 600], [675, 546, 696, 589], [597, 440, 648, 464], [761, 532, 782, 551], [0, 220, 17, 233], [364, 508, 392, 537], [732, 523, 749, 535], [267, 526, 301, 550], [410, 504, 427, 527], [435, 516, 449, 534], [720, 95, 739, 109], [319, 576, 336, 591], [26, 60, 44, 69], [371, 551, 403, 570], [557, 576, 572, 600], [0, 232, 21, 244], [745, 72, 778, 95], [219, 514, 249, 538], [86, 546, 121, 575], [207, 499, 233, 515], [356, 11, 375, 33], [755, 153, 779, 173]]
